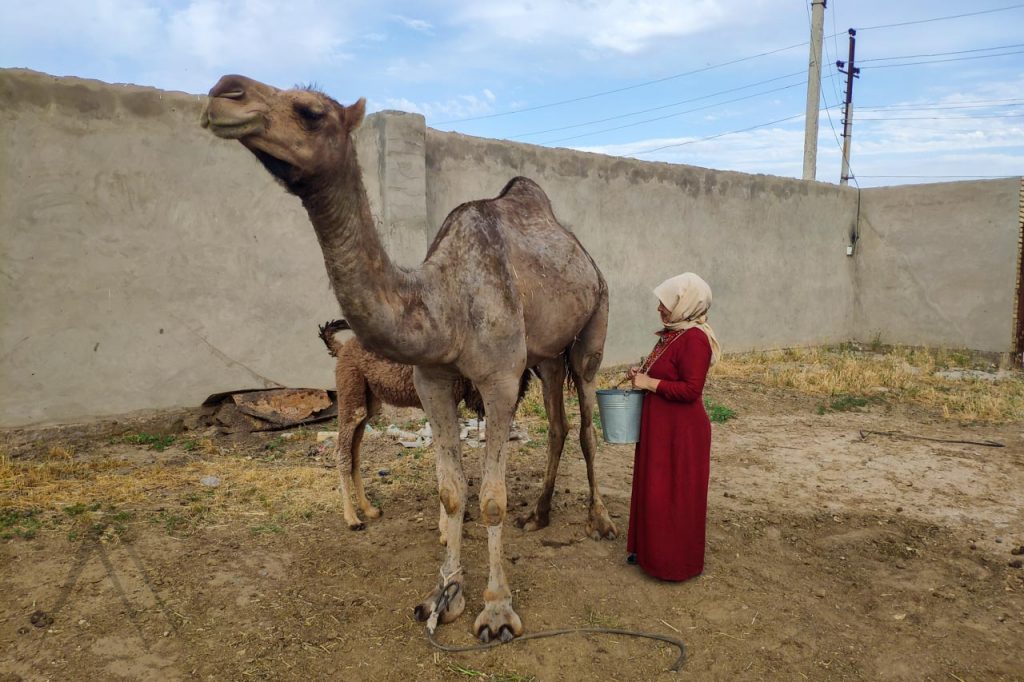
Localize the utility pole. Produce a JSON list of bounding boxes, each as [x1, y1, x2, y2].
[[802, 0, 826, 181], [837, 29, 860, 186]]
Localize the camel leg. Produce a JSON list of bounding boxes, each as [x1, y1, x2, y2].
[[351, 394, 382, 520], [335, 379, 369, 531], [412, 368, 466, 626], [473, 374, 524, 643], [515, 357, 570, 532], [571, 304, 618, 541], [438, 501, 448, 546]]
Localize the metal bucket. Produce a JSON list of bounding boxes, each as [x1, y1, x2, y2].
[[596, 389, 645, 444]]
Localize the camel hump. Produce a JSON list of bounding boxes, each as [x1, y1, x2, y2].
[[318, 319, 351, 356], [497, 176, 550, 204]]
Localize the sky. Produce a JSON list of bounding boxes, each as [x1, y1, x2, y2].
[[2, 1, 1022, 187]]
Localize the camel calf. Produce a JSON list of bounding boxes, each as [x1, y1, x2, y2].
[[319, 320, 527, 533]]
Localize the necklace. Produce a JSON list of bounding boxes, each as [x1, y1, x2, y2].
[[639, 330, 685, 374]]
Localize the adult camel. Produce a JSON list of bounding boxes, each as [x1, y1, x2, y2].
[[202, 75, 616, 642]]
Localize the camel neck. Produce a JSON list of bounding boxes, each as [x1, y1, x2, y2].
[[300, 150, 442, 362]]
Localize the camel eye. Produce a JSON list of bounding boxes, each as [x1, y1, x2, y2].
[[295, 103, 326, 125]]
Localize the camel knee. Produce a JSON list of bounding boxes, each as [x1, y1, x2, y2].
[[479, 486, 507, 526], [439, 483, 462, 516], [577, 351, 603, 383]]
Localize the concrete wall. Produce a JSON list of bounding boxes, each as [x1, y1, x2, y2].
[[854, 179, 1021, 352], [425, 129, 861, 365], [0, 69, 416, 426], [1, 69, 1020, 427]]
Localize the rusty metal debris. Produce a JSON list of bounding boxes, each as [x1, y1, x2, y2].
[[194, 388, 338, 433]]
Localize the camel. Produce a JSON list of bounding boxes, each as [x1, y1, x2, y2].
[[318, 319, 528, 538], [202, 75, 617, 643]]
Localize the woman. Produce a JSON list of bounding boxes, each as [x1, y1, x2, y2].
[[626, 272, 721, 582]]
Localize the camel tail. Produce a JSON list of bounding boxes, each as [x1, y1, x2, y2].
[[318, 319, 351, 357]]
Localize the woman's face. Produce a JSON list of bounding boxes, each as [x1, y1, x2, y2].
[[658, 302, 672, 325]]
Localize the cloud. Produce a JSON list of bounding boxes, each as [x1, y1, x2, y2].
[[572, 81, 1024, 185], [385, 90, 500, 121], [453, 0, 729, 54], [0, 0, 163, 58], [392, 15, 434, 33], [1, 0, 356, 93]]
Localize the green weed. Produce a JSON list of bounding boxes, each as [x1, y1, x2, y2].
[[704, 398, 737, 423], [120, 433, 176, 451], [0, 508, 41, 540], [63, 502, 102, 516], [825, 394, 870, 412]]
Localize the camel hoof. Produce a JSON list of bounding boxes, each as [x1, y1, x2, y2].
[[414, 582, 465, 625], [363, 505, 382, 520], [587, 508, 618, 541], [474, 601, 523, 643], [515, 510, 549, 532], [347, 521, 366, 531]]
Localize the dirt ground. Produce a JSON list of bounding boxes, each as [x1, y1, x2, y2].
[[2, 371, 1023, 681]]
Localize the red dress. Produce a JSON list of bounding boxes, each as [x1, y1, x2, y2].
[[627, 327, 713, 582]]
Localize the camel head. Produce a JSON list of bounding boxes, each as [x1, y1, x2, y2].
[[201, 74, 366, 193]]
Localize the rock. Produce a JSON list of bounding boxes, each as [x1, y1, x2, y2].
[[1009, 560, 1023, 569], [934, 369, 1007, 382], [378, 469, 390, 477], [1011, 546, 1024, 556], [200, 475, 221, 487]]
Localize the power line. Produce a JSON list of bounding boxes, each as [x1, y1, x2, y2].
[[430, 40, 809, 125], [860, 49, 1024, 69], [509, 71, 805, 139], [542, 81, 807, 145], [858, 174, 1019, 179], [854, 3, 1024, 31], [857, 113, 1024, 121], [855, 98, 1024, 111], [813, 0, 854, 184], [823, 0, 846, 109], [624, 112, 806, 156], [859, 42, 1024, 63], [431, 4, 1024, 127]]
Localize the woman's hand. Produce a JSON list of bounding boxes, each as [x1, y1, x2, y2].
[[632, 372, 660, 392], [626, 366, 640, 379]]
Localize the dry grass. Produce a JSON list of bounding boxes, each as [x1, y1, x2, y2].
[[2, 345, 1019, 529], [0, 450, 341, 517], [711, 345, 1024, 423]]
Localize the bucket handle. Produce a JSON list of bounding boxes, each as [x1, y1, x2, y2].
[[613, 356, 647, 389]]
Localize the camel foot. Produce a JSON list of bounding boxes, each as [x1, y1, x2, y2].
[[586, 505, 618, 541], [347, 520, 366, 531], [474, 600, 523, 643], [413, 580, 465, 626], [514, 509, 550, 532], [361, 505, 382, 520]]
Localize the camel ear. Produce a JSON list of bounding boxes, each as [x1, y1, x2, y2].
[[345, 98, 366, 131]]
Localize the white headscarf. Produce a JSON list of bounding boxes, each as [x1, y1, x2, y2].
[[653, 272, 721, 367]]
